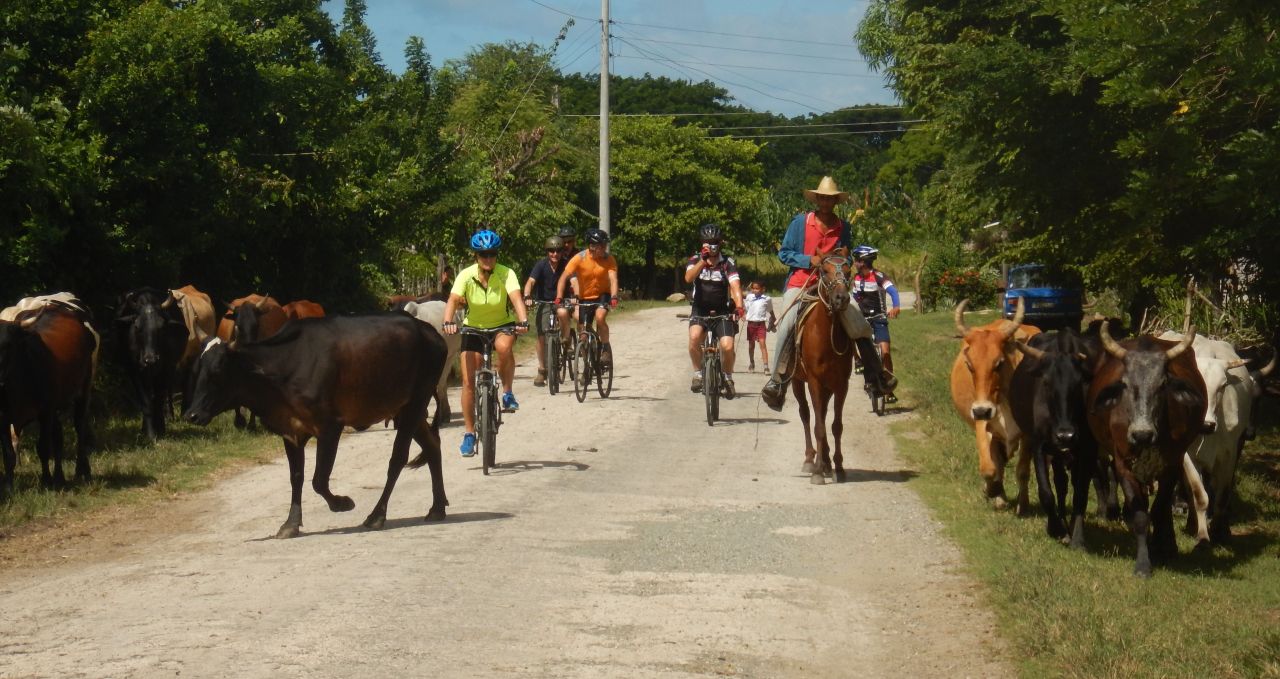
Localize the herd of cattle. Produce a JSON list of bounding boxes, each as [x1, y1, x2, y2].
[[0, 287, 468, 537], [950, 298, 1275, 577]]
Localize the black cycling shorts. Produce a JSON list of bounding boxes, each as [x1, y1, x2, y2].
[[690, 309, 737, 339], [461, 325, 516, 354]]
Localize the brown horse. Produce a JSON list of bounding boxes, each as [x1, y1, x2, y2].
[[792, 254, 857, 485]]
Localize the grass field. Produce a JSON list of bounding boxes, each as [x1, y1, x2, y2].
[[887, 308, 1280, 678], [0, 413, 277, 533]]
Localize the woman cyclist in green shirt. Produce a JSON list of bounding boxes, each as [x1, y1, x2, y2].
[[441, 229, 530, 457]]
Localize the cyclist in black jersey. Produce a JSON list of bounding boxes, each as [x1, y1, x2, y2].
[[523, 235, 571, 387], [685, 224, 745, 397]]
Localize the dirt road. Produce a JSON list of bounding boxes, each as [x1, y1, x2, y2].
[[0, 307, 1009, 678]]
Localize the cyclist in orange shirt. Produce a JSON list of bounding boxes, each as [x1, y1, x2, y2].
[[555, 228, 619, 366]]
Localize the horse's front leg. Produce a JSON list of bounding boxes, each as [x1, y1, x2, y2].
[[794, 379, 816, 474], [811, 384, 831, 485], [832, 384, 847, 483]]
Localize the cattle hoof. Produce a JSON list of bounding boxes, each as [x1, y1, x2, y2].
[[362, 513, 386, 530], [275, 524, 301, 539], [991, 496, 1008, 511], [1069, 539, 1087, 552], [1132, 566, 1152, 579], [834, 469, 846, 483], [801, 461, 815, 474], [1192, 538, 1213, 553], [328, 495, 355, 512], [810, 473, 825, 485], [425, 507, 447, 522]]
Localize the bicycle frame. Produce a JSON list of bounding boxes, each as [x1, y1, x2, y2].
[[460, 327, 510, 474], [572, 301, 612, 401], [689, 314, 734, 425]]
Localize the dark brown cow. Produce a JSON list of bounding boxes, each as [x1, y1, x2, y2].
[[0, 305, 98, 500], [217, 294, 287, 428], [282, 300, 326, 321], [216, 294, 287, 347], [1087, 323, 1205, 577], [183, 314, 449, 537]]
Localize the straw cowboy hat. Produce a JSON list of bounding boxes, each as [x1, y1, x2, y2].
[[803, 176, 850, 204]]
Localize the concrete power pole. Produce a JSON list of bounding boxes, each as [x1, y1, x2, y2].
[[598, 0, 610, 235]]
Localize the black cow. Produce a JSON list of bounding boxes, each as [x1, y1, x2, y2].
[[115, 288, 188, 442], [0, 305, 98, 500], [183, 314, 449, 538], [1010, 329, 1100, 548]]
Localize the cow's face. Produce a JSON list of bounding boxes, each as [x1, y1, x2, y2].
[[962, 330, 1012, 420], [1092, 350, 1203, 448], [1038, 350, 1089, 451], [232, 304, 261, 347], [1197, 357, 1245, 433], [183, 338, 238, 426]]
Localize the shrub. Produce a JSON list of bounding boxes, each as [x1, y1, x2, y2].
[[934, 266, 1001, 308]]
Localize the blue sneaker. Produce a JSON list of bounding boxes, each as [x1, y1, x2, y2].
[[460, 432, 477, 457], [501, 391, 519, 412]]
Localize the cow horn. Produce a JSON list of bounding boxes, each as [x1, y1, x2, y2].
[[1226, 359, 1247, 370], [953, 299, 972, 337], [1100, 320, 1127, 359], [254, 295, 271, 311], [19, 309, 43, 328], [160, 294, 176, 310], [1165, 325, 1195, 360], [1256, 350, 1277, 377], [1014, 340, 1045, 361], [1000, 296, 1026, 339]]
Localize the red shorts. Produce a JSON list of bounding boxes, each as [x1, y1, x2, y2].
[[747, 320, 767, 343]]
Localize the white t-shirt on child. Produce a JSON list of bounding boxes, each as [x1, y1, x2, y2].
[[744, 292, 773, 323]]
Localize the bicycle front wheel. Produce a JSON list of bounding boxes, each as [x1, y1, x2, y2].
[[546, 335, 559, 395], [703, 354, 719, 425], [573, 339, 591, 402], [478, 384, 497, 474]]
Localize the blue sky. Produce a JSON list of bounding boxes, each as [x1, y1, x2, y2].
[[326, 0, 897, 117]]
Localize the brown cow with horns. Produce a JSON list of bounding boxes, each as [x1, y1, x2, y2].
[[1087, 322, 1205, 577]]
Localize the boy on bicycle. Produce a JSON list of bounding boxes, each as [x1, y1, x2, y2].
[[852, 245, 900, 402], [685, 223, 744, 397], [743, 280, 775, 373], [523, 235, 570, 387], [555, 228, 619, 367], [441, 229, 530, 457]]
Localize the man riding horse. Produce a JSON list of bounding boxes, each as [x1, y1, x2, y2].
[[761, 176, 896, 411]]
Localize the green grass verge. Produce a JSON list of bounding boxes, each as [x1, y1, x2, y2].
[[1, 414, 276, 532], [888, 309, 1280, 679]]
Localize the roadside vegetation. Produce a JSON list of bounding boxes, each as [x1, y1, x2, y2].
[[887, 308, 1280, 678], [0, 414, 276, 534]]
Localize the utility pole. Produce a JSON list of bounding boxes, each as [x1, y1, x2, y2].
[[598, 0, 610, 235]]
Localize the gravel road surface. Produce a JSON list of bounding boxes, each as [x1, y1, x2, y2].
[[0, 306, 1009, 678]]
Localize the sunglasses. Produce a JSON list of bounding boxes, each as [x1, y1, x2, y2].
[[476, 250, 498, 258], [547, 249, 561, 254]]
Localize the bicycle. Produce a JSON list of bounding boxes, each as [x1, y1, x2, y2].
[[572, 301, 613, 402], [861, 312, 889, 417], [531, 300, 575, 395], [460, 327, 513, 475], [689, 314, 736, 425]]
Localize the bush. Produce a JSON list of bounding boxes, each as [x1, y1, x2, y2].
[[933, 266, 1001, 309]]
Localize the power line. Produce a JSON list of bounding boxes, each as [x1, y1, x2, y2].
[[612, 25, 847, 113], [612, 35, 802, 113], [704, 118, 927, 131], [710, 128, 921, 139], [613, 54, 882, 79], [558, 106, 906, 117], [622, 35, 868, 64], [611, 18, 855, 48], [525, 0, 595, 21]]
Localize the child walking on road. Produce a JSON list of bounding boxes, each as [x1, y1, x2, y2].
[[743, 281, 775, 372]]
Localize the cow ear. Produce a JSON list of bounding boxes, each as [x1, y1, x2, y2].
[[1091, 381, 1125, 413], [1169, 377, 1206, 410]]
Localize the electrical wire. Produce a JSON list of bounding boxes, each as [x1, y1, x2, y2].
[[703, 118, 926, 131], [613, 54, 883, 79], [621, 35, 867, 63], [558, 106, 905, 117], [611, 18, 855, 47], [525, 0, 595, 21]]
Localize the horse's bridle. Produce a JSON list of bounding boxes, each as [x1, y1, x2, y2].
[[815, 255, 850, 313]]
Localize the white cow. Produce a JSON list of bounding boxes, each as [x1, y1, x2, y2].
[[401, 301, 462, 425], [1159, 331, 1274, 543]]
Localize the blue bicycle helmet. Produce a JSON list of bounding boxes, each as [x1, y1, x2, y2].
[[852, 244, 878, 262], [470, 229, 502, 251]]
